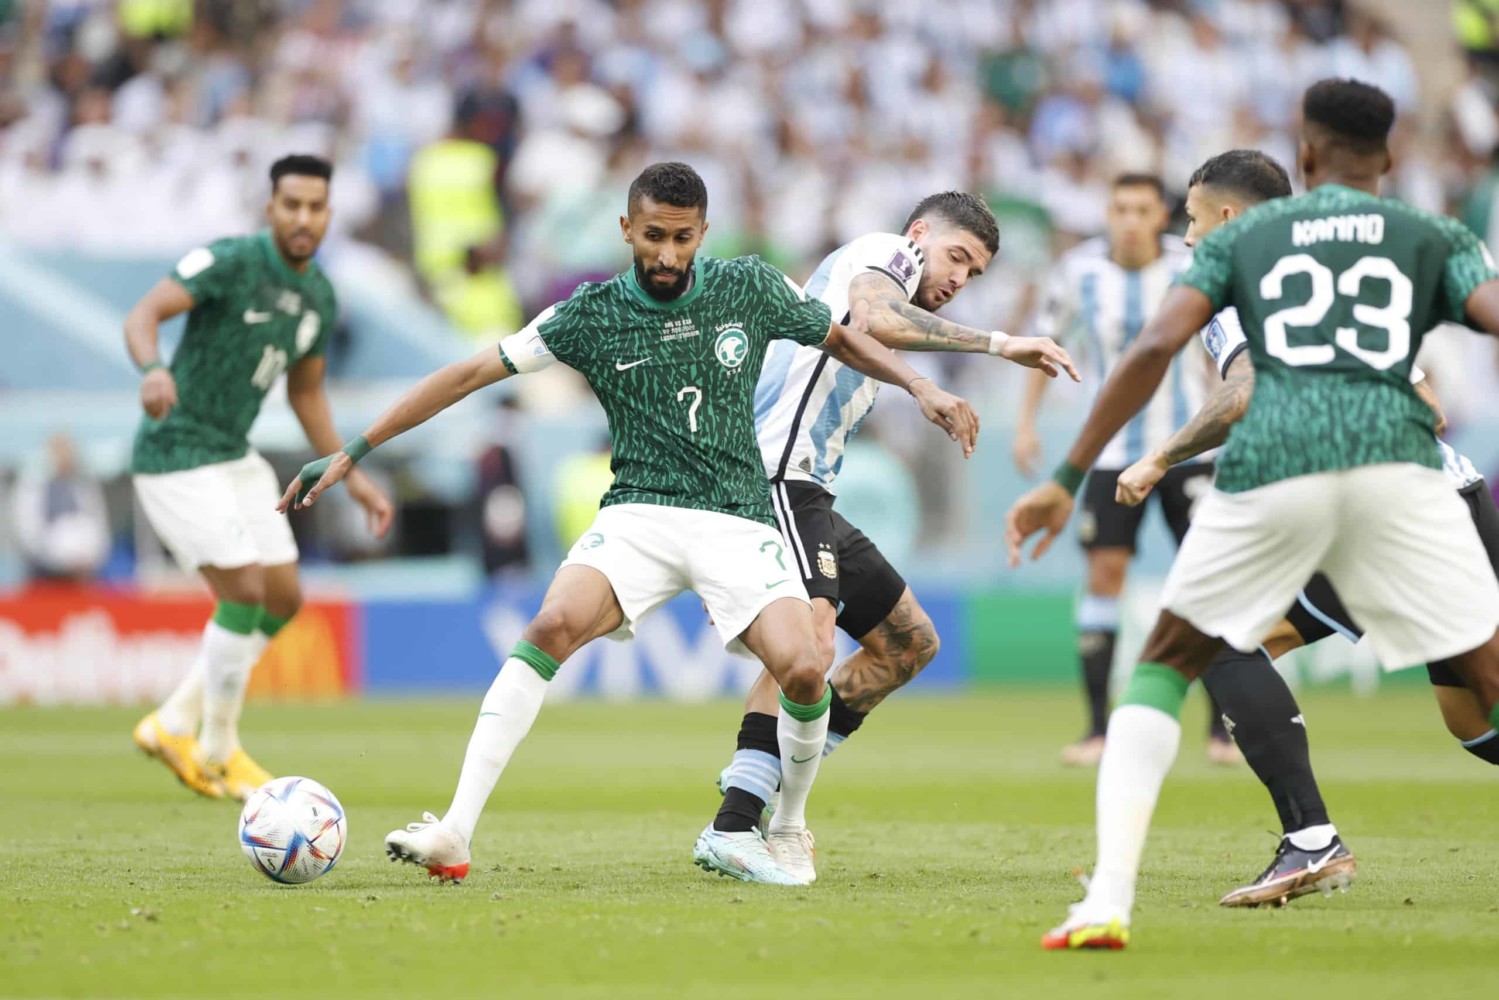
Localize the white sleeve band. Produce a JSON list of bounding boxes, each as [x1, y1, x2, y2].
[[987, 330, 1010, 356], [499, 305, 559, 374], [1410, 364, 1426, 385]]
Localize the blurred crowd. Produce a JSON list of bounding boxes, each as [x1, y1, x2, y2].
[[5, 0, 1499, 582], [8, 0, 1499, 335]]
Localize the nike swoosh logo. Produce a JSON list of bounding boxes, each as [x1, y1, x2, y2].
[[614, 358, 652, 371], [244, 310, 273, 324], [764, 580, 789, 590], [790, 754, 816, 764], [1305, 846, 1341, 874]]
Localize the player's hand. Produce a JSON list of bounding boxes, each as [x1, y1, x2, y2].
[[1012, 422, 1042, 477], [911, 380, 979, 458], [140, 367, 178, 419], [1116, 453, 1168, 507], [1004, 480, 1074, 568], [277, 452, 353, 513], [998, 335, 1081, 382], [346, 468, 395, 539]]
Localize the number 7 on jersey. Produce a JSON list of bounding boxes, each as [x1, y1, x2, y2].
[[676, 385, 702, 433]]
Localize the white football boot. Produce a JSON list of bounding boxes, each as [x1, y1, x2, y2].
[[692, 825, 803, 885], [384, 812, 470, 884], [765, 827, 816, 884]]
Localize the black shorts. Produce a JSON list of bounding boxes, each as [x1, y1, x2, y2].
[[1285, 479, 1499, 688], [1078, 462, 1215, 551], [769, 480, 907, 640]]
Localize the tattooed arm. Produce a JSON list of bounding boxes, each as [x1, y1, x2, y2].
[[846, 272, 1078, 379], [1114, 349, 1255, 506]]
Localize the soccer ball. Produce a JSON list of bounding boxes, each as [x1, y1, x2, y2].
[[238, 776, 347, 884]]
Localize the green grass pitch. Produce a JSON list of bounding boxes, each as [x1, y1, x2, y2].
[[3, 687, 1497, 998]]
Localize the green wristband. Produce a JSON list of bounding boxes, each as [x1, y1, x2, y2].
[[341, 435, 372, 464], [1052, 460, 1087, 497], [140, 361, 166, 375]]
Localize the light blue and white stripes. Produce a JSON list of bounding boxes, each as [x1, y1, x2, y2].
[[724, 749, 780, 802]]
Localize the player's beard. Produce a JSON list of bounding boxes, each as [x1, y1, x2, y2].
[[274, 228, 319, 267], [634, 256, 694, 301]]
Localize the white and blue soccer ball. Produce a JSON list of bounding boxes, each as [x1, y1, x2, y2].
[[238, 776, 347, 884]]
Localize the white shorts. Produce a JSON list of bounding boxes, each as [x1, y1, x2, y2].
[[1162, 464, 1499, 670], [133, 451, 299, 573], [560, 503, 810, 657]]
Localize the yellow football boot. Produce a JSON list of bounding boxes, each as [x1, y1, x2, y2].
[[1041, 914, 1130, 951], [208, 748, 275, 801], [132, 713, 226, 799]]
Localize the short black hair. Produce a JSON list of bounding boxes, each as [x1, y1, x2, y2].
[[1187, 149, 1292, 205], [627, 161, 708, 217], [901, 192, 999, 255], [270, 154, 333, 192], [1303, 78, 1395, 155], [1112, 172, 1166, 200]]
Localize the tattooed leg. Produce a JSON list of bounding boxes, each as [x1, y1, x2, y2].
[[830, 589, 941, 714]]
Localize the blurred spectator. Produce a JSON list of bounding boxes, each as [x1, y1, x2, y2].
[[11, 434, 110, 583], [553, 437, 614, 554], [408, 96, 524, 339], [478, 398, 531, 577]]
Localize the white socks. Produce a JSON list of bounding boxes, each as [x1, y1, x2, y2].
[[767, 700, 829, 834], [156, 651, 207, 736], [1084, 704, 1182, 918], [198, 624, 269, 763], [1287, 824, 1338, 851], [442, 657, 550, 846]]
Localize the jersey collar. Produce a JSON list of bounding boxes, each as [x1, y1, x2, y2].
[[258, 229, 312, 284], [625, 262, 705, 310]]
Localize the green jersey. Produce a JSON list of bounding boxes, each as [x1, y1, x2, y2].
[[131, 231, 337, 474], [498, 256, 833, 527], [1178, 184, 1497, 493]]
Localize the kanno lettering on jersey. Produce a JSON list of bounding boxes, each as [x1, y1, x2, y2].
[[1291, 214, 1386, 247]]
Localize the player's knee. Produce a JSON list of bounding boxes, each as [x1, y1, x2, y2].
[[525, 604, 581, 653], [264, 584, 302, 621], [1139, 614, 1218, 680], [213, 566, 266, 607], [916, 620, 940, 670], [876, 616, 939, 684], [780, 652, 826, 705], [1086, 551, 1128, 596]]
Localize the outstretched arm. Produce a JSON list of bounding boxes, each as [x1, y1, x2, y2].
[[846, 273, 1079, 379], [278, 345, 514, 511], [1115, 350, 1255, 506], [1004, 285, 1214, 566], [820, 320, 980, 457]]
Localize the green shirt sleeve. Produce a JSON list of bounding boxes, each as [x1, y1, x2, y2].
[[169, 238, 245, 305], [1440, 219, 1499, 323], [750, 257, 833, 346], [1175, 222, 1236, 311]]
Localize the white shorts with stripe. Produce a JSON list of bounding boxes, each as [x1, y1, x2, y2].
[[133, 451, 299, 573], [1161, 463, 1499, 670], [560, 503, 810, 658]]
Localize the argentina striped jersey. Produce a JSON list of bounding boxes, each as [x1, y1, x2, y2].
[[1034, 236, 1212, 470], [754, 232, 925, 489]]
